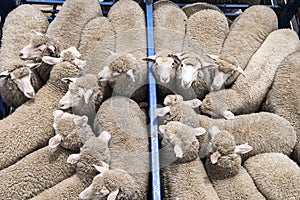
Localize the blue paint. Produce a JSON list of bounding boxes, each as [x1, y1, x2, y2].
[[145, 1, 161, 200], [0, 95, 4, 119]]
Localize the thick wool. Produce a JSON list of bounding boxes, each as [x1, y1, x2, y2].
[[182, 2, 222, 18], [220, 5, 278, 85], [79, 16, 116, 62], [46, 0, 102, 49], [0, 5, 48, 71], [262, 49, 300, 164], [244, 153, 300, 200], [201, 29, 300, 117], [0, 62, 81, 170], [0, 146, 76, 199], [94, 96, 149, 199]]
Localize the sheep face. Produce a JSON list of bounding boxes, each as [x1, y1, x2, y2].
[[19, 31, 57, 60], [143, 54, 180, 83], [0, 65, 38, 98]]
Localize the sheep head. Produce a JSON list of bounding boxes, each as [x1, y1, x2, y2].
[[159, 121, 206, 162], [143, 53, 181, 83], [207, 54, 245, 91], [49, 110, 93, 150], [0, 63, 40, 98], [19, 30, 58, 60]]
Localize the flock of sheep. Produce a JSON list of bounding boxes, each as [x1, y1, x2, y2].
[[0, 0, 299, 199]]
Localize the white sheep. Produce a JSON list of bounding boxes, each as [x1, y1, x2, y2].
[[209, 5, 278, 89], [78, 16, 115, 60], [157, 94, 297, 161], [244, 153, 300, 200], [201, 29, 300, 118], [204, 127, 265, 200], [158, 121, 220, 199], [182, 2, 223, 19], [0, 62, 43, 108], [93, 96, 150, 199], [46, 0, 102, 49], [58, 74, 106, 126], [0, 47, 85, 170], [262, 49, 300, 164], [0, 4, 48, 72]]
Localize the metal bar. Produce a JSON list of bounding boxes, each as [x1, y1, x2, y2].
[[145, 1, 161, 200], [0, 95, 4, 119], [176, 3, 280, 9]]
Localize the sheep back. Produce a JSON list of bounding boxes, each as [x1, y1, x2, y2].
[[182, 3, 222, 19], [46, 0, 102, 49], [244, 153, 300, 200], [0, 146, 75, 199], [262, 49, 300, 164]]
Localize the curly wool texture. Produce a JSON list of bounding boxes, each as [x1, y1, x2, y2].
[[0, 62, 81, 170], [0, 64, 43, 108], [201, 29, 300, 116], [262, 50, 300, 164], [220, 5, 278, 86], [154, 0, 187, 53], [94, 96, 149, 198], [0, 5, 48, 71], [46, 0, 102, 49], [182, 3, 222, 18], [244, 153, 300, 200], [0, 146, 76, 199], [79, 16, 116, 61]]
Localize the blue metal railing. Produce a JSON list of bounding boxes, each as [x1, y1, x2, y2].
[[145, 0, 162, 200], [0, 95, 4, 120]]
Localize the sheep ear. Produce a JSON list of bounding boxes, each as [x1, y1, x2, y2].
[[142, 55, 157, 62], [210, 151, 221, 164], [107, 189, 119, 200], [98, 131, 111, 143], [26, 63, 41, 69], [126, 69, 135, 82], [0, 70, 10, 78], [201, 62, 218, 70], [32, 30, 43, 36], [194, 127, 206, 136], [73, 115, 88, 126], [170, 52, 187, 61], [53, 110, 64, 119], [155, 106, 170, 117], [235, 143, 253, 154], [93, 163, 109, 174], [48, 134, 62, 148], [61, 77, 77, 83], [174, 144, 183, 158], [42, 56, 61, 65], [236, 65, 246, 77], [48, 45, 56, 54], [209, 126, 221, 140], [74, 58, 86, 69], [183, 99, 202, 108], [223, 110, 235, 120], [84, 89, 93, 104], [100, 161, 110, 170], [112, 71, 120, 77], [67, 153, 80, 164]]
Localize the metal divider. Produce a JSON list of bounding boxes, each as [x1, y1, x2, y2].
[[145, 1, 162, 200]]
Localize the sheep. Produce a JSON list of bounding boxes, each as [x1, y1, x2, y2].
[[19, 31, 62, 84], [78, 16, 115, 60], [0, 146, 76, 199], [204, 127, 265, 200], [79, 163, 144, 200], [182, 2, 223, 19], [209, 5, 278, 89], [0, 47, 84, 170], [58, 74, 106, 126], [244, 153, 300, 200], [0, 4, 48, 72], [0, 62, 43, 108], [201, 29, 300, 118], [93, 96, 150, 199], [30, 126, 111, 199], [262, 49, 300, 164], [157, 94, 297, 161], [158, 121, 220, 200], [46, 0, 102, 49], [106, 0, 148, 103]]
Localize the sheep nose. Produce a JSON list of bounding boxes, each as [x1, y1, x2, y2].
[[183, 80, 190, 87], [26, 92, 35, 98], [19, 52, 23, 57], [161, 76, 169, 83]]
